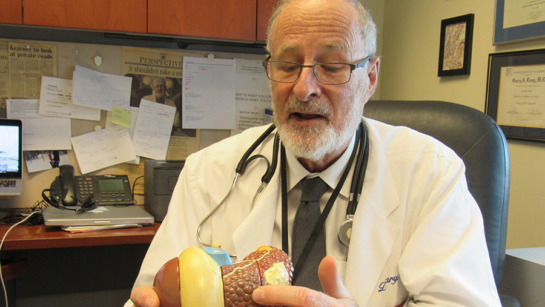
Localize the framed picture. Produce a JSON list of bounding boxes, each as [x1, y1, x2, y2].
[[438, 14, 474, 77], [494, 0, 545, 44], [485, 49, 545, 142]]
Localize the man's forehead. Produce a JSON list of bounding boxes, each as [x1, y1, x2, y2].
[[276, 41, 349, 56]]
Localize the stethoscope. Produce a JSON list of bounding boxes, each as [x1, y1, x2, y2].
[[197, 120, 369, 259]]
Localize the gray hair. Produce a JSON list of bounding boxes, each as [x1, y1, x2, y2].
[[266, 0, 377, 58], [153, 77, 167, 87]]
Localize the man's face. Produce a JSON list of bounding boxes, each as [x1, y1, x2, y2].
[[269, 0, 378, 162], [154, 84, 166, 98]]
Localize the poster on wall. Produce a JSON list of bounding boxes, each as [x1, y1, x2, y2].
[[121, 46, 201, 161]]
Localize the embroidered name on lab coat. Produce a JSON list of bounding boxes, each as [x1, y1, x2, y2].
[[378, 275, 399, 292]]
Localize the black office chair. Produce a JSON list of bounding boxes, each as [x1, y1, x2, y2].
[[364, 100, 519, 307]]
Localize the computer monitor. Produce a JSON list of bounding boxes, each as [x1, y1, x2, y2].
[[0, 119, 23, 196]]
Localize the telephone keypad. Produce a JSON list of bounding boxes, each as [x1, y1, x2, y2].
[[75, 176, 132, 206]]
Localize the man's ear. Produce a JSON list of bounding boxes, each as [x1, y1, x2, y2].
[[366, 57, 380, 97]]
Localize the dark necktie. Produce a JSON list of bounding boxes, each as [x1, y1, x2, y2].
[[292, 177, 328, 291]]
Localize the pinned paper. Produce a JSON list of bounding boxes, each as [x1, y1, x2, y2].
[[105, 107, 140, 165], [132, 99, 176, 160], [111, 106, 132, 128], [72, 65, 132, 111], [182, 56, 236, 129], [71, 126, 136, 174], [6, 99, 72, 151], [38, 76, 100, 121]]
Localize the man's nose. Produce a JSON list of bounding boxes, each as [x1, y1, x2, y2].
[[293, 66, 322, 101]]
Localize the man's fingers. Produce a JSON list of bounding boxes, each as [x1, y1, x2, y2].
[[130, 285, 160, 307], [253, 285, 320, 307], [251, 256, 357, 307], [318, 256, 352, 299]]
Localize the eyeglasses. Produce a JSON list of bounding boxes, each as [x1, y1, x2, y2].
[[262, 56, 370, 85]]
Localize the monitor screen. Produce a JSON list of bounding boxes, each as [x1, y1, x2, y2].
[[0, 119, 23, 179]]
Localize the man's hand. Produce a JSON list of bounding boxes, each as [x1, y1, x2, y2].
[[130, 285, 160, 307], [252, 256, 358, 307]]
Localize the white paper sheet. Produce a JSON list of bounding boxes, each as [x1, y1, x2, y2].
[[38, 76, 101, 121], [72, 65, 132, 111], [71, 126, 136, 174], [6, 99, 72, 151], [233, 58, 272, 134], [132, 99, 176, 160], [504, 0, 545, 29], [182, 56, 236, 129], [105, 106, 140, 164]]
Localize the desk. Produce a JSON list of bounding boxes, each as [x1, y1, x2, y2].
[[0, 223, 161, 250], [0, 223, 160, 307], [499, 247, 545, 307]]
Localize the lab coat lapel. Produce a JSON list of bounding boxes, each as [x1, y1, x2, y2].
[[232, 177, 280, 259], [344, 128, 402, 307]]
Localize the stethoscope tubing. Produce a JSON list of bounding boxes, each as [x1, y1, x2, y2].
[[196, 121, 368, 252]]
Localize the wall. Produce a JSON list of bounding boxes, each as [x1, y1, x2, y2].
[[364, 0, 385, 99], [379, 0, 545, 248]]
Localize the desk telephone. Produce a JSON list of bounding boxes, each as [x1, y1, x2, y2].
[[44, 165, 134, 207]]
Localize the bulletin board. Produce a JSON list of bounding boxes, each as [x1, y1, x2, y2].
[[0, 37, 267, 209]]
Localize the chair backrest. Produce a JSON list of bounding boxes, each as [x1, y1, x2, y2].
[[364, 100, 510, 286]]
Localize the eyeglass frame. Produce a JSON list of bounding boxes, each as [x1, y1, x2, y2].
[[262, 55, 371, 85]]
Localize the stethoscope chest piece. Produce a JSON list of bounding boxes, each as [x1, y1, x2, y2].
[[338, 215, 353, 247]]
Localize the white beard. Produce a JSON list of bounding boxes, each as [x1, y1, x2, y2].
[[274, 95, 361, 161]]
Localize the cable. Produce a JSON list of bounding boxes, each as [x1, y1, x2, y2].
[[0, 211, 40, 307], [0, 202, 47, 226], [131, 175, 144, 203]]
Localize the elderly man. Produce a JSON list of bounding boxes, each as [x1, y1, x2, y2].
[[143, 77, 182, 133], [128, 0, 501, 306]]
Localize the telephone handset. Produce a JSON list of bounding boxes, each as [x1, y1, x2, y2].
[[47, 165, 77, 206], [59, 165, 76, 206]]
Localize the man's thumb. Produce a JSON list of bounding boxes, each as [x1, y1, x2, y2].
[[318, 256, 352, 299]]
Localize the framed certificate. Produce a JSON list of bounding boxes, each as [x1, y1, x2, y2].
[[494, 0, 545, 44], [486, 49, 545, 141]]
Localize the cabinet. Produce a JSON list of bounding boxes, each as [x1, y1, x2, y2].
[[3, 0, 280, 42], [148, 0, 256, 41], [0, 0, 22, 25], [23, 0, 147, 33], [257, 0, 280, 42]]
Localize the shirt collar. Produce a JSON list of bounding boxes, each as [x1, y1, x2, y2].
[[284, 131, 357, 198]]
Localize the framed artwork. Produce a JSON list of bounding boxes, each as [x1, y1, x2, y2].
[[494, 0, 545, 44], [438, 14, 474, 77], [485, 49, 545, 142]]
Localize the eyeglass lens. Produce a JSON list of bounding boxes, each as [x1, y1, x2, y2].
[[267, 62, 353, 84]]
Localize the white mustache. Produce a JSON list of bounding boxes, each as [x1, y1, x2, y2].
[[284, 96, 331, 120]]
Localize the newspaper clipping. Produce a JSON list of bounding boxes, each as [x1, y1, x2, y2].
[[0, 42, 8, 118], [8, 42, 57, 99], [121, 46, 200, 161]]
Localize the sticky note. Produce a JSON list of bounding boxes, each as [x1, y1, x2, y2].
[[112, 105, 132, 128]]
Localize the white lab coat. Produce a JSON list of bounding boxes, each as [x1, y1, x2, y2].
[[127, 118, 501, 307]]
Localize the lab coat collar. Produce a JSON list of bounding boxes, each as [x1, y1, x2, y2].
[[344, 117, 402, 306]]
